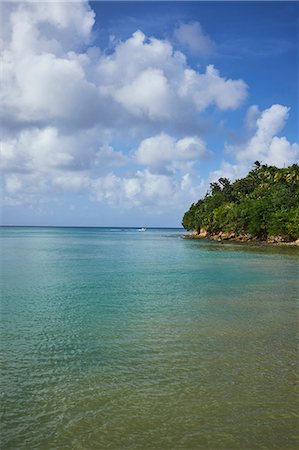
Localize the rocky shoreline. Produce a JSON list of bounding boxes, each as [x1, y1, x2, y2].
[[182, 230, 299, 247]]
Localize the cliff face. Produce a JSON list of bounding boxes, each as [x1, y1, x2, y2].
[[182, 164, 299, 243]]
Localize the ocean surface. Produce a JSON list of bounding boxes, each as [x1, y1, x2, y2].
[[0, 227, 298, 449]]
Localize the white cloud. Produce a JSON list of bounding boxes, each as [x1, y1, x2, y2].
[[6, 1, 297, 220], [98, 31, 247, 122], [1, 3, 247, 137], [0, 1, 100, 129], [210, 104, 299, 185], [113, 68, 174, 120], [92, 170, 205, 210], [266, 136, 299, 167], [174, 22, 215, 55], [1, 123, 207, 210], [0, 127, 73, 173], [97, 30, 177, 89], [179, 65, 247, 111], [1, 0, 248, 137], [0, 127, 127, 177], [95, 144, 127, 168], [53, 172, 91, 193], [135, 133, 211, 173], [209, 161, 247, 184], [2, 51, 101, 127], [6, 1, 95, 55], [2, 172, 51, 206], [235, 104, 298, 167]]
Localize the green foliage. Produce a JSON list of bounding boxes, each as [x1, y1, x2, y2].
[[182, 163, 299, 241]]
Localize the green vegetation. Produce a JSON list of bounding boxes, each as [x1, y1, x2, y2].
[[182, 163, 299, 241]]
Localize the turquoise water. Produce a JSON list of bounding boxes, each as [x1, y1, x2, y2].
[[0, 227, 298, 449]]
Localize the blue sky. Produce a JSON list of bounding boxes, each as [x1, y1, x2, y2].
[[1, 1, 298, 227]]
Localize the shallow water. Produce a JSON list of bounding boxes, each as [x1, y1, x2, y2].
[[1, 227, 298, 449]]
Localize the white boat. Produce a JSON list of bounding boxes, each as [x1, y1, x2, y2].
[[138, 227, 146, 232]]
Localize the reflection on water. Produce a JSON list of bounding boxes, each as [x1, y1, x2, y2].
[[1, 227, 298, 449]]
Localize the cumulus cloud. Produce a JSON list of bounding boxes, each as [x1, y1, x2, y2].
[[0, 127, 73, 173], [97, 30, 247, 122], [1, 124, 207, 210], [0, 2, 249, 183], [0, 127, 128, 175], [1, 5, 248, 134], [3, 172, 51, 205], [0, 1, 100, 130], [92, 170, 205, 211], [174, 22, 215, 55], [211, 104, 298, 185], [113, 68, 174, 120], [135, 133, 211, 173], [1, 1, 95, 54], [0, 1, 251, 211], [0, 0, 263, 217], [233, 104, 298, 167], [179, 65, 247, 111], [209, 161, 247, 185]]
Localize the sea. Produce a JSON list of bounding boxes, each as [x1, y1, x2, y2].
[[0, 226, 298, 449]]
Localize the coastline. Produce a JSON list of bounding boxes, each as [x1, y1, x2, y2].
[[182, 231, 299, 247]]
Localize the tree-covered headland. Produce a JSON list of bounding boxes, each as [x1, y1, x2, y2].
[[182, 163, 299, 242]]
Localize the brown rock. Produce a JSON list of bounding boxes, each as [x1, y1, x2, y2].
[[199, 229, 208, 238]]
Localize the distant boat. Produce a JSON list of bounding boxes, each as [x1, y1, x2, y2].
[[138, 227, 146, 232]]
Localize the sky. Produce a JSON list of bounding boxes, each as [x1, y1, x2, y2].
[[0, 1, 298, 227]]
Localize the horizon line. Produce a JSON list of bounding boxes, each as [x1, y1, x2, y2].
[[0, 225, 184, 229]]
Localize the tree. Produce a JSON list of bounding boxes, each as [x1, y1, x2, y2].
[[182, 164, 299, 241]]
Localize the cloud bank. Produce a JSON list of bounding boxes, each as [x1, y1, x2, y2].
[[0, 1, 297, 218]]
